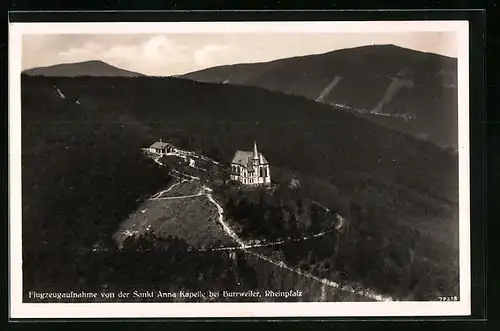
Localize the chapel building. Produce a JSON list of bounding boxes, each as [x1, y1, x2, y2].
[[230, 141, 271, 186]]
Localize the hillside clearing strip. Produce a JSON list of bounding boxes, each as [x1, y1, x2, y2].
[[311, 200, 331, 212]]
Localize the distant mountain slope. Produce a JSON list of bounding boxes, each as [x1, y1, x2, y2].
[[181, 44, 458, 149], [22, 74, 458, 207], [23, 60, 145, 77]]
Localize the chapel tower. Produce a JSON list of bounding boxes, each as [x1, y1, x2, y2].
[[252, 141, 260, 178]]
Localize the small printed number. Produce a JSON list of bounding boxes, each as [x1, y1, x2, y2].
[[438, 296, 458, 301]]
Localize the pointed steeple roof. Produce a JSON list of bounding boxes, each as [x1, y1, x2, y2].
[[253, 140, 259, 160]]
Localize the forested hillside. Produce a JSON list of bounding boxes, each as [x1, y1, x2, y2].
[[21, 75, 459, 302], [182, 44, 458, 149]]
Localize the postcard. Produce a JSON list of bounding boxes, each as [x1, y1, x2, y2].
[[8, 20, 470, 318]]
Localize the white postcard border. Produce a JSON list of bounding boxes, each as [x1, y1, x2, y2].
[[8, 20, 471, 319]]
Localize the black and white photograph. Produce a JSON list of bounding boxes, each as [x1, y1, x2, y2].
[[9, 21, 470, 318]]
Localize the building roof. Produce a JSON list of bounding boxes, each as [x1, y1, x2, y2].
[[231, 150, 268, 167], [149, 141, 171, 149]]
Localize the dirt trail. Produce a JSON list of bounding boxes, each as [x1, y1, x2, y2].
[[149, 180, 188, 199], [203, 228, 338, 252], [145, 149, 393, 302], [208, 197, 393, 302]]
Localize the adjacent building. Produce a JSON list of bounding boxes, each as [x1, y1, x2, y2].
[[148, 139, 176, 155]]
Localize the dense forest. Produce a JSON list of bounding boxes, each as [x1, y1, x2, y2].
[[20, 75, 459, 302], [212, 181, 458, 301]]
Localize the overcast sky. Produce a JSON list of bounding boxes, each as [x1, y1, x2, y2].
[[22, 32, 457, 76]]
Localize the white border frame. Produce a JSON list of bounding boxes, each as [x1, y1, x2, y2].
[[8, 20, 470, 319]]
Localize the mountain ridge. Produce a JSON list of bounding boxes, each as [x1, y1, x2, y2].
[[181, 44, 458, 149], [185, 44, 457, 75], [23, 60, 146, 77]]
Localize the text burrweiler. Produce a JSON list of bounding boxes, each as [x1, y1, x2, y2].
[[222, 289, 303, 298]]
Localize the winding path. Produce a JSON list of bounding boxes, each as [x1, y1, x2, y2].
[[152, 193, 204, 200], [149, 179, 188, 199], [204, 228, 338, 252], [145, 149, 392, 302], [205, 194, 393, 302]]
